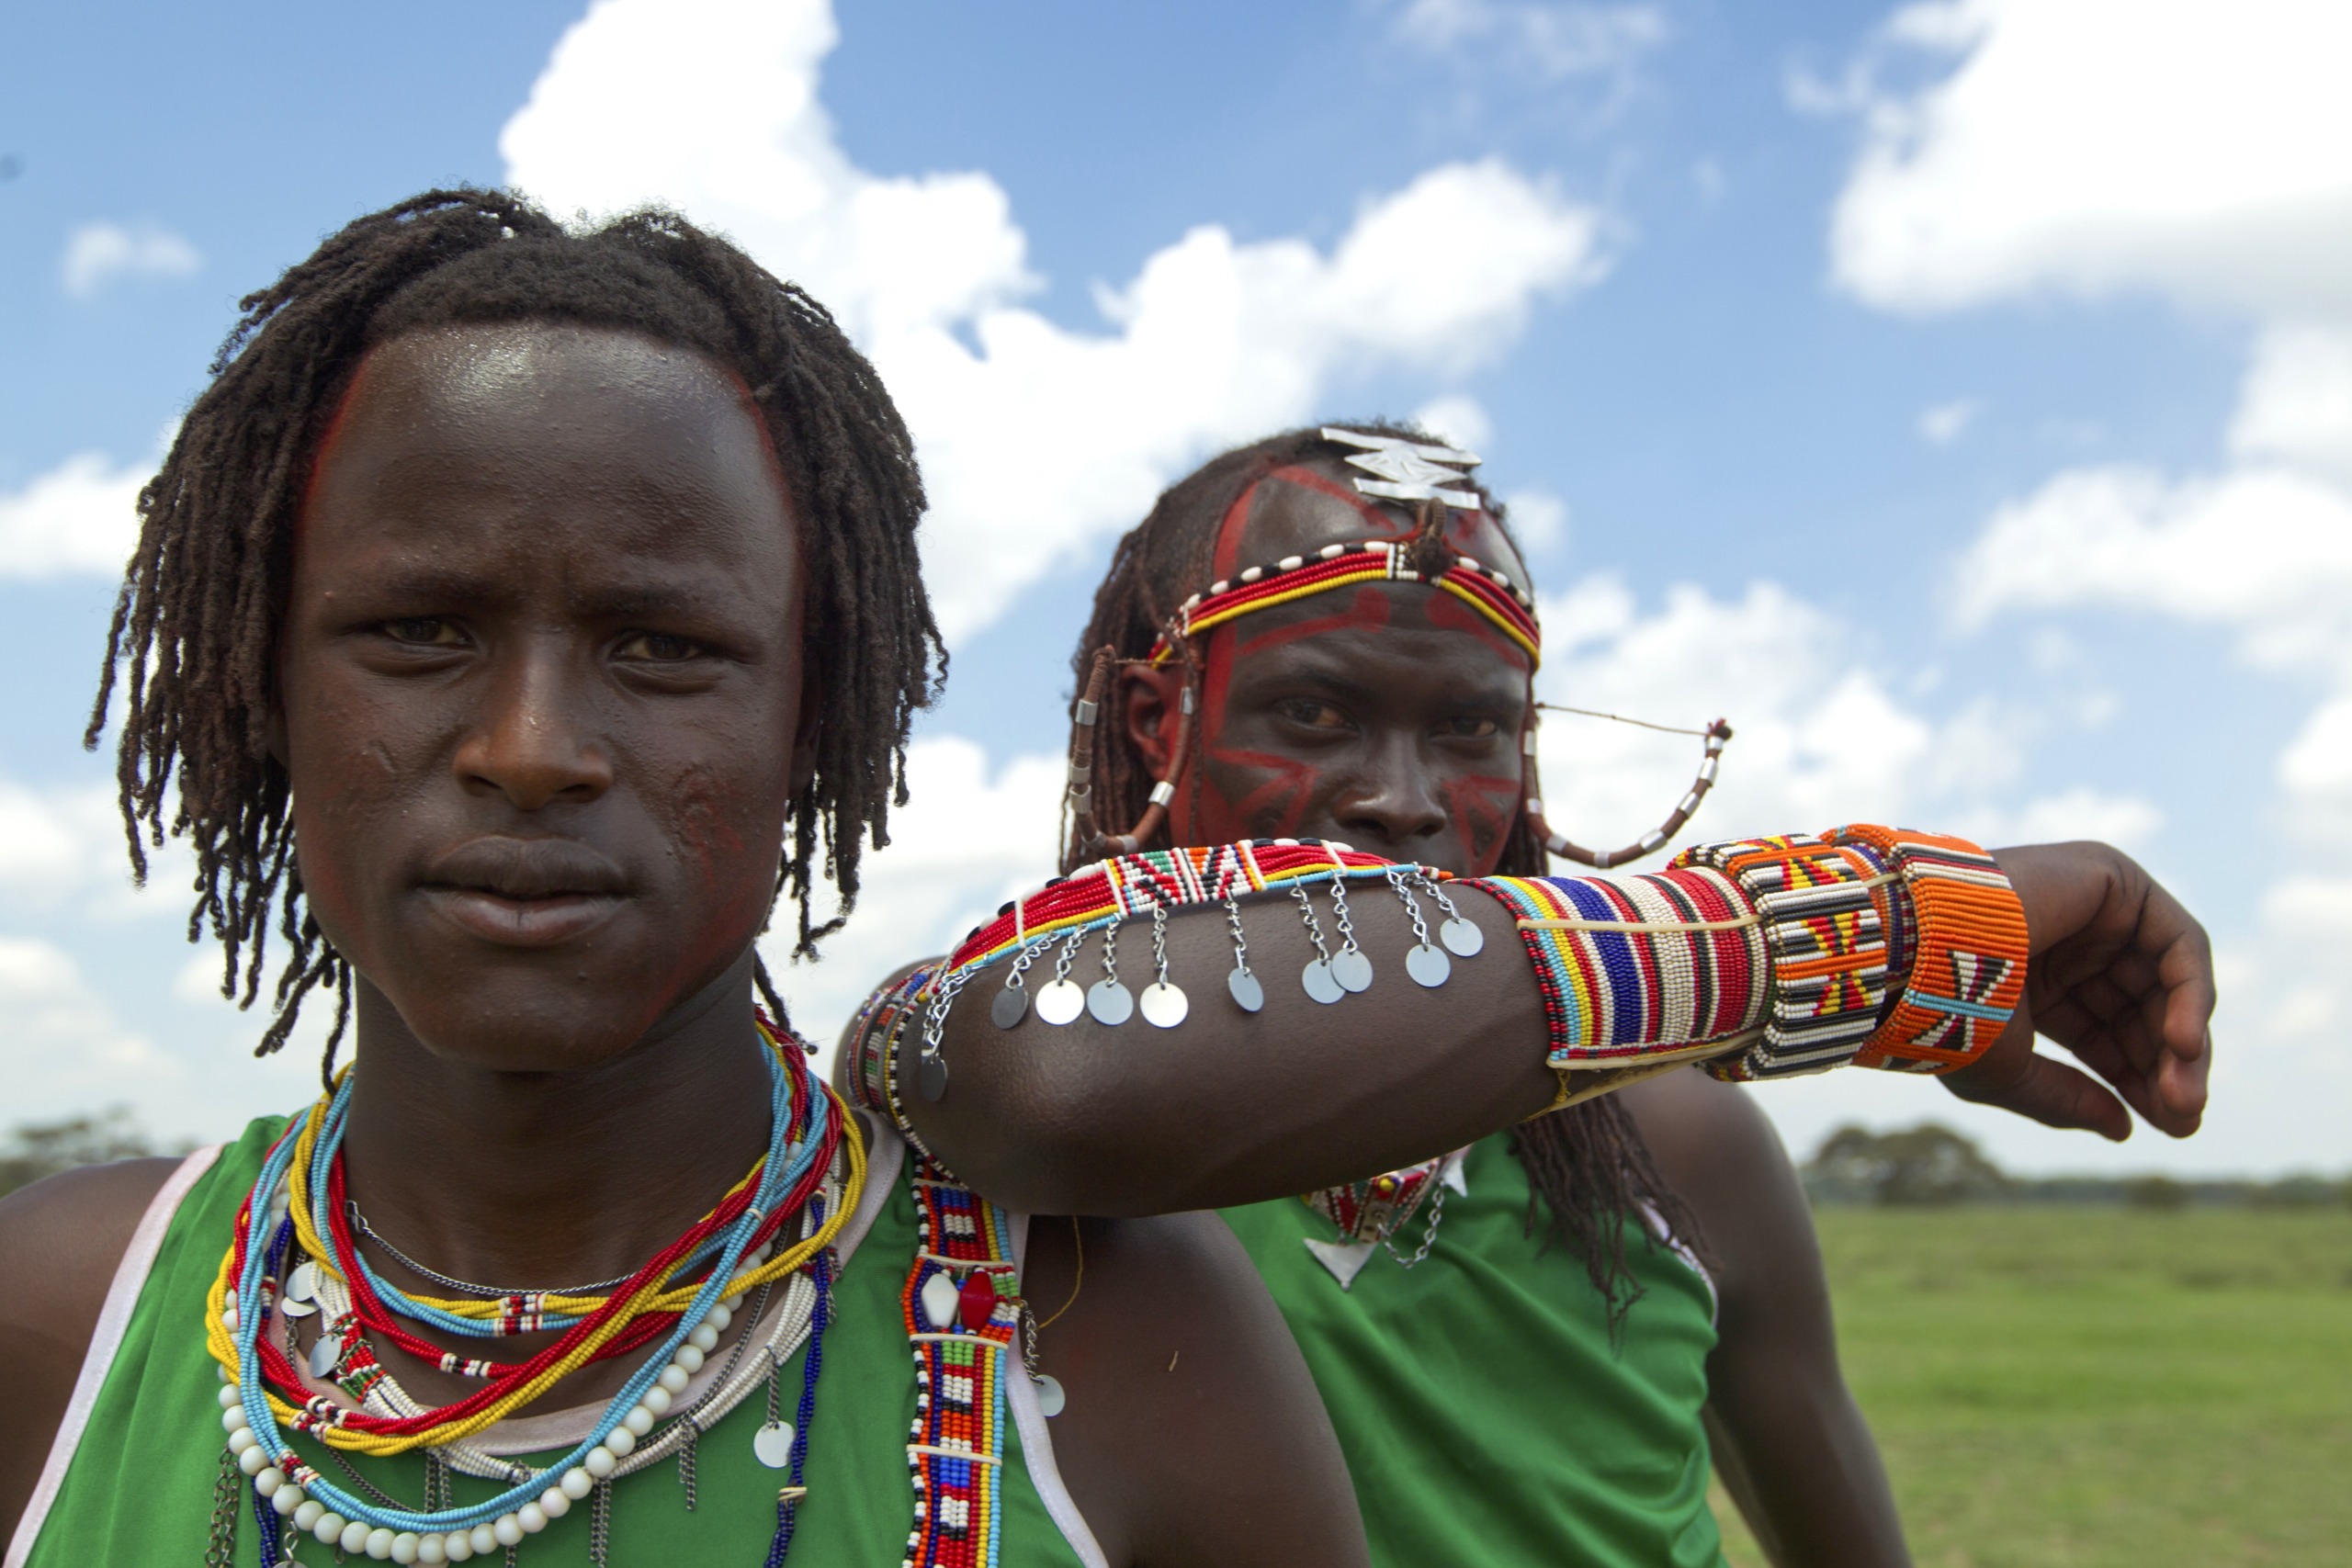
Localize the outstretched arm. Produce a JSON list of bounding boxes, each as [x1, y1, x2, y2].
[[876, 835, 2211, 1215], [1623, 1070, 1910, 1568]]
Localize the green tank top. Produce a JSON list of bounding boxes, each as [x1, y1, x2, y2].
[[12, 1116, 1096, 1567], [1222, 1132, 1726, 1568]]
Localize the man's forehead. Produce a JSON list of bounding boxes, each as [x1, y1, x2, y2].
[[1217, 460, 1534, 599]]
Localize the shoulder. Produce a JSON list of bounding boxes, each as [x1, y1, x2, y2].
[[1028, 1212, 1366, 1568], [1617, 1069, 1828, 1337], [0, 1156, 186, 1543]]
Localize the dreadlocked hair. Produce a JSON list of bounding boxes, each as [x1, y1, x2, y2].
[[87, 188, 944, 1087], [1063, 421, 1703, 1322]]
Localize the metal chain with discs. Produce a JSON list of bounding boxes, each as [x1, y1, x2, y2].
[[991, 857, 1489, 1033]]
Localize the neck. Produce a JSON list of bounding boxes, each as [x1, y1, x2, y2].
[[335, 952, 782, 1293]]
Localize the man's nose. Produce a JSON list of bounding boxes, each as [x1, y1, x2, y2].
[[451, 643, 614, 811]]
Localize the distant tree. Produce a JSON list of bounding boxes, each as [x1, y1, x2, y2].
[[2248, 1174, 2339, 1209], [0, 1109, 163, 1199], [1806, 1122, 2010, 1206], [2123, 1175, 2189, 1211]]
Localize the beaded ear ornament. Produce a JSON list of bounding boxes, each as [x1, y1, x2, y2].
[[1062, 425, 1734, 870]]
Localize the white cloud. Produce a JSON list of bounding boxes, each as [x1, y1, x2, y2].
[[500, 0, 1608, 641], [1408, 393, 1494, 453], [1502, 488, 1567, 551], [0, 781, 120, 907], [1917, 397, 1978, 445], [0, 452, 143, 580], [1823, 0, 2352, 319], [1391, 0, 1668, 85], [2231, 323, 2352, 486], [0, 937, 183, 1123], [61, 221, 201, 299]]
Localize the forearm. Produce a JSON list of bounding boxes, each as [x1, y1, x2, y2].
[[1705, 1371, 1909, 1568], [865, 831, 2023, 1213]]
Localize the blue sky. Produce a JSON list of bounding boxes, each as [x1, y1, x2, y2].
[[4, 0, 2346, 1175]]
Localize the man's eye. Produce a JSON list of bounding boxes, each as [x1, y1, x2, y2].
[[1276, 699, 1351, 729], [1440, 716, 1501, 739], [615, 632, 702, 663], [385, 617, 462, 646]]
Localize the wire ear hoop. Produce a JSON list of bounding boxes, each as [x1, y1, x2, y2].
[[1069, 634, 1199, 859], [1521, 713, 1733, 870]]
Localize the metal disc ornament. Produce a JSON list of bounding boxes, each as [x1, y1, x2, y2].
[[1033, 1374, 1067, 1418], [278, 1294, 317, 1320], [1330, 948, 1374, 993], [309, 1334, 340, 1380], [1406, 942, 1453, 987], [1227, 968, 1265, 1012], [285, 1261, 318, 1304], [1139, 981, 1190, 1028], [1439, 916, 1485, 957], [753, 1421, 797, 1469], [990, 985, 1029, 1029], [1086, 978, 1135, 1026], [1301, 958, 1344, 1005], [1035, 978, 1086, 1026], [917, 1053, 950, 1103]]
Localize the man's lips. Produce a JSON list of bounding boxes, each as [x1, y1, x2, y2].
[[417, 837, 630, 949]]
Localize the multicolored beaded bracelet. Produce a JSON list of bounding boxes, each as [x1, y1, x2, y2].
[[1666, 833, 1895, 1081], [1826, 824, 2030, 1073]]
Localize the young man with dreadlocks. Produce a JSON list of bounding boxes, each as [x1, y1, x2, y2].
[[0, 192, 1371, 1568], [842, 424, 2215, 1564]]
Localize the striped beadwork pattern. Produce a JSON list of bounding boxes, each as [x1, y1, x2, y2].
[[1147, 538, 1542, 669], [901, 1163, 1023, 1568], [1460, 866, 1769, 1067], [848, 965, 944, 1166], [1829, 824, 2029, 1074], [1669, 834, 1893, 1081]]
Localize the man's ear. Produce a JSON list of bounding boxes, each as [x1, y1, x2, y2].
[[1118, 666, 1186, 779]]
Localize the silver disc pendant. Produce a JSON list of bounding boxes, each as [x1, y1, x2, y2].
[[990, 985, 1029, 1029], [1302, 958, 1344, 1005], [308, 1333, 340, 1380], [1035, 978, 1086, 1026], [1086, 978, 1135, 1025], [1406, 942, 1453, 987], [1033, 1374, 1067, 1418], [278, 1294, 317, 1320], [1228, 968, 1265, 1012], [752, 1420, 797, 1469], [285, 1261, 317, 1303], [1139, 981, 1189, 1028], [917, 1053, 950, 1103], [1330, 948, 1374, 993], [1440, 916, 1485, 957]]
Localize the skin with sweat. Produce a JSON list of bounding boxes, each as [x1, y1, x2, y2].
[[0, 325, 1365, 1567]]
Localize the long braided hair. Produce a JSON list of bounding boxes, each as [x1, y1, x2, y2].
[[88, 188, 944, 1080], [1063, 423, 1701, 1315]]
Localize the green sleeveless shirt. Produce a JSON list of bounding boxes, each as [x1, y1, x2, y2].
[[1223, 1132, 1726, 1568], [10, 1116, 1098, 1567]]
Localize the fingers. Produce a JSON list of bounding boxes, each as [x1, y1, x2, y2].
[[1944, 1046, 2133, 1142]]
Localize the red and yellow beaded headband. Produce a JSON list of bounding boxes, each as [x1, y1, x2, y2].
[[1069, 427, 1731, 864]]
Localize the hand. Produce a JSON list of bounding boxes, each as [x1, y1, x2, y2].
[[1942, 842, 2213, 1142]]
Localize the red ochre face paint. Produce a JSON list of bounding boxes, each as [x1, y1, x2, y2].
[[1159, 458, 1536, 877]]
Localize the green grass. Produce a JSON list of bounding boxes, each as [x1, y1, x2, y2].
[[1710, 1205, 2352, 1567]]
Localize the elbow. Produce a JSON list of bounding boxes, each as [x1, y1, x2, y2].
[[906, 1043, 1198, 1216]]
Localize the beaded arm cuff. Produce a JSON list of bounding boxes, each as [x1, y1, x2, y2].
[[1827, 824, 2030, 1074]]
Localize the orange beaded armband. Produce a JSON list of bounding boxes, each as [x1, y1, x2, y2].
[[1828, 824, 2029, 1073]]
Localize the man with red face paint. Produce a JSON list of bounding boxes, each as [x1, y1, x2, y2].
[[849, 424, 2214, 1566]]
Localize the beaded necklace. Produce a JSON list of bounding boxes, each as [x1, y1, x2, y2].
[[206, 1020, 865, 1564]]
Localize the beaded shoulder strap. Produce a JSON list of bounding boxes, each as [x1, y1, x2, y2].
[[899, 1160, 1023, 1568]]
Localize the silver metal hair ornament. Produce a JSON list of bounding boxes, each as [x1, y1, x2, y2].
[[1320, 427, 1484, 510]]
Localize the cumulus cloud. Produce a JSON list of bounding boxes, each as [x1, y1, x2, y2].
[[1917, 397, 1978, 445], [61, 221, 201, 299], [0, 451, 144, 580], [1821, 0, 2352, 318], [500, 0, 1608, 641]]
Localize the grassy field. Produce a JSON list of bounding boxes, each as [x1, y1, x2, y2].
[[1710, 1205, 2352, 1567]]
